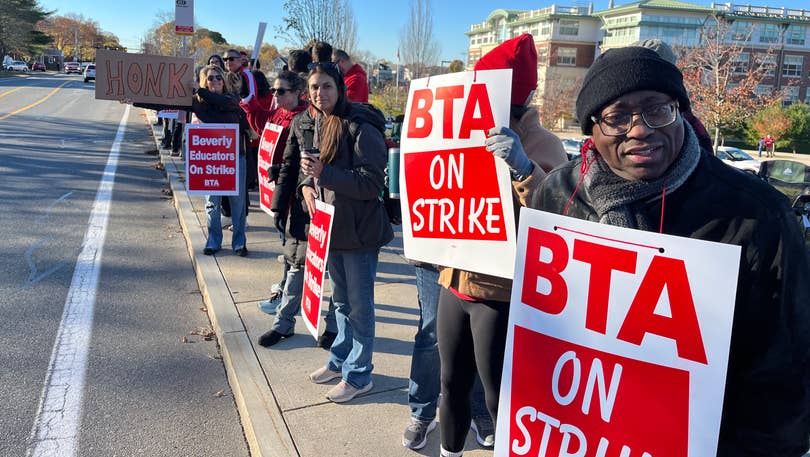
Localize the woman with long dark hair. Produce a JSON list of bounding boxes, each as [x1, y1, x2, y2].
[[296, 62, 393, 403]]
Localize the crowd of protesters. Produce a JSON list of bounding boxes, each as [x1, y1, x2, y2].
[[133, 34, 809, 457]]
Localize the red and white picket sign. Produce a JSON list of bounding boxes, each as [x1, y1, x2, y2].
[[399, 69, 516, 278], [301, 199, 335, 339], [257, 122, 284, 215], [185, 124, 240, 196], [496, 208, 741, 457]]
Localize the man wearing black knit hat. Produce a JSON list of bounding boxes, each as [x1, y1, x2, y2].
[[489, 46, 810, 455]]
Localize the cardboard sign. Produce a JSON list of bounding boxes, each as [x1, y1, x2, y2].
[[175, 0, 194, 35], [257, 123, 284, 215], [157, 109, 182, 119], [302, 200, 335, 340], [185, 124, 240, 196], [94, 49, 195, 105], [399, 69, 516, 278], [496, 208, 741, 457]]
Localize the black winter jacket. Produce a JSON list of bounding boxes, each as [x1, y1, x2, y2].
[[532, 151, 810, 456], [294, 104, 394, 252]]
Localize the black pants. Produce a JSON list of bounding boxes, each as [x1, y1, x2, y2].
[[437, 287, 509, 452]]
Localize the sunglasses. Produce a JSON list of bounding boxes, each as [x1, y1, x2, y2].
[[307, 61, 339, 71], [206, 74, 223, 81], [224, 56, 240, 62], [269, 87, 292, 96]]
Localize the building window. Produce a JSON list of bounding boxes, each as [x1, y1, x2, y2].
[[538, 46, 548, 64], [557, 47, 577, 66], [782, 55, 803, 78], [728, 21, 752, 42], [732, 52, 749, 74], [758, 23, 779, 44], [755, 84, 774, 97], [559, 20, 579, 36], [783, 86, 800, 106], [540, 21, 551, 36], [757, 53, 776, 76], [786, 25, 806, 46]]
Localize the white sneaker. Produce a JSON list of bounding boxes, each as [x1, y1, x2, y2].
[[326, 380, 373, 403]]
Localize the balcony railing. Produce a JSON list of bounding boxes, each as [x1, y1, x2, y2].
[[712, 3, 810, 20]]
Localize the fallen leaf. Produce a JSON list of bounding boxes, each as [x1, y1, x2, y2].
[[181, 336, 189, 343], [199, 307, 207, 312], [214, 390, 225, 397]]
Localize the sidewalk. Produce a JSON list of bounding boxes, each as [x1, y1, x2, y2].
[[143, 111, 492, 457]]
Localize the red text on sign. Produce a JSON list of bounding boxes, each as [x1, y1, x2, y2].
[[521, 228, 707, 364], [406, 84, 495, 139]]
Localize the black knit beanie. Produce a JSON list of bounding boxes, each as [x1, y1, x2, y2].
[[576, 46, 690, 135]]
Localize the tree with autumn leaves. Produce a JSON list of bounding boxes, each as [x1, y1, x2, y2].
[[678, 14, 782, 151]]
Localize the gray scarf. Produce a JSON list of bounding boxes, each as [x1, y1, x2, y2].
[[583, 122, 701, 230]]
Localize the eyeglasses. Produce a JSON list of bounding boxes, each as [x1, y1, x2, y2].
[[269, 87, 291, 96], [591, 101, 679, 136], [307, 61, 339, 71], [206, 74, 223, 81], [224, 56, 240, 62]]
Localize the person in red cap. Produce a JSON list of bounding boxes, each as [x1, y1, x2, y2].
[[430, 34, 567, 457]]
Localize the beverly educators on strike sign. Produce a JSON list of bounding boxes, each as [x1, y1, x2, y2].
[[131, 64, 251, 257], [511, 46, 810, 456]]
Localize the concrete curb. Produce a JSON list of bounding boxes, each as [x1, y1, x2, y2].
[[145, 111, 298, 457]]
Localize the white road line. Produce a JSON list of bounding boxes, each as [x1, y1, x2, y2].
[[26, 105, 130, 457]]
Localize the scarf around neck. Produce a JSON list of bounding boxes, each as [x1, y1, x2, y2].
[[583, 121, 701, 231]]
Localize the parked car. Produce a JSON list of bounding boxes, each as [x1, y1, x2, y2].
[[4, 61, 28, 71], [83, 64, 95, 83], [561, 138, 585, 160], [715, 146, 761, 175], [64, 62, 81, 74], [30, 62, 46, 71]]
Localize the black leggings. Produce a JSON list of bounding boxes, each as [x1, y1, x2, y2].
[[437, 287, 509, 452]]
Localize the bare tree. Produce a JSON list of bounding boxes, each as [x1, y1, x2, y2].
[[399, 0, 440, 79], [679, 13, 783, 150], [276, 0, 358, 55]]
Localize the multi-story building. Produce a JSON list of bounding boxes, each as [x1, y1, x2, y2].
[[467, 1, 810, 125], [466, 5, 601, 128]]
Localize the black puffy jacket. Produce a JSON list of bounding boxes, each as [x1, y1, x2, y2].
[[532, 151, 810, 456], [292, 103, 393, 253]]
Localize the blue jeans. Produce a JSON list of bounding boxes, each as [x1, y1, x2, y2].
[[408, 264, 441, 422], [326, 249, 379, 389], [205, 156, 247, 251], [271, 265, 304, 335]]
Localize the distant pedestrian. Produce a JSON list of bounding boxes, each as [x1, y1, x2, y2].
[[758, 137, 765, 158], [765, 134, 776, 158]]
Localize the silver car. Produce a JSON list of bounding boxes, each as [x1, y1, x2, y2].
[[716, 146, 761, 175]]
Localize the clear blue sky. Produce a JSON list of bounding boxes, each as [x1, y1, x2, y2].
[[38, 0, 810, 64]]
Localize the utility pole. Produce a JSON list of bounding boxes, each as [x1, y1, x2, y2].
[[74, 27, 78, 62]]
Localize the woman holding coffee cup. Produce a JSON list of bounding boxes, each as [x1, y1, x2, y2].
[[293, 61, 393, 403]]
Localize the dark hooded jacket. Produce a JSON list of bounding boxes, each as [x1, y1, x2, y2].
[[532, 149, 810, 456], [292, 103, 393, 253]]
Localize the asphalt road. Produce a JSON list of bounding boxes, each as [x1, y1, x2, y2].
[[0, 72, 249, 456]]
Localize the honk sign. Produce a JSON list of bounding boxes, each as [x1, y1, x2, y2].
[[399, 69, 517, 279], [496, 208, 741, 457]]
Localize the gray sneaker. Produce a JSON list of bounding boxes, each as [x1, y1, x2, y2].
[[402, 418, 436, 450], [470, 415, 495, 448], [325, 380, 373, 403]]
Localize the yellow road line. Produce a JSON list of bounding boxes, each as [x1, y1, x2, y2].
[[0, 81, 71, 121], [0, 86, 24, 98]]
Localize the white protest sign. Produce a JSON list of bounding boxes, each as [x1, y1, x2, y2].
[[399, 69, 516, 278], [496, 208, 741, 457], [175, 0, 194, 36]]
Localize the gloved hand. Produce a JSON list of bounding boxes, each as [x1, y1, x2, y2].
[[273, 212, 287, 246], [485, 126, 533, 181]]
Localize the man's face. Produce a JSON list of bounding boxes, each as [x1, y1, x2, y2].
[[224, 53, 241, 73], [332, 54, 350, 74], [591, 90, 685, 181]]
